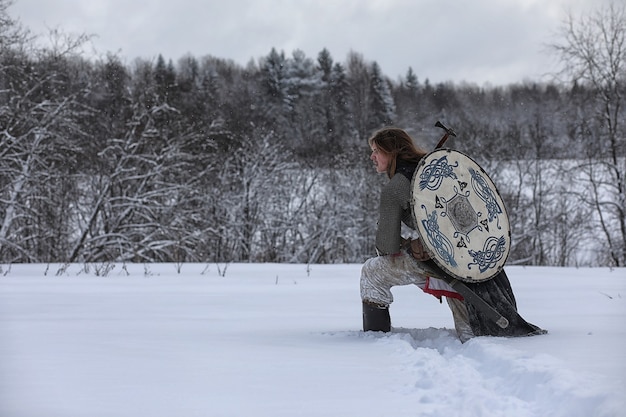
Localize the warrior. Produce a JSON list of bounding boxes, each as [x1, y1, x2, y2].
[[361, 127, 545, 342]]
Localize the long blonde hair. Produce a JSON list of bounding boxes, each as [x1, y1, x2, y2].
[[368, 127, 428, 178]]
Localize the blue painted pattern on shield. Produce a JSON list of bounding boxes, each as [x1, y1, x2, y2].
[[420, 206, 458, 267], [419, 155, 458, 191], [468, 235, 507, 273], [469, 167, 503, 228]]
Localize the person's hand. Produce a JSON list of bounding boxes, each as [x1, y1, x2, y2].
[[409, 238, 431, 261]]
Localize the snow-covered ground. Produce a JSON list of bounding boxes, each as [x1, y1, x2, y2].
[[0, 263, 624, 417]]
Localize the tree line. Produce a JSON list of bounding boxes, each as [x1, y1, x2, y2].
[[1, 1, 624, 266]]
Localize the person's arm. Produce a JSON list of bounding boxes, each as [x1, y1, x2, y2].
[[375, 178, 407, 255]]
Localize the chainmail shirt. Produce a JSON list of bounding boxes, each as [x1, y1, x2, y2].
[[375, 172, 416, 255]]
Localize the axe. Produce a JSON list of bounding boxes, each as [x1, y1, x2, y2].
[[434, 120, 456, 149]]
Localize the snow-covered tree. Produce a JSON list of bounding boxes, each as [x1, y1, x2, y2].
[[550, 2, 626, 266], [367, 61, 396, 131], [0, 20, 92, 262]]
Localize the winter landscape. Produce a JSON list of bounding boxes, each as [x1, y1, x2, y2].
[[1, 262, 624, 417], [1, 5, 625, 415]]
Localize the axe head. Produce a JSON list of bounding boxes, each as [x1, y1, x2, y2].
[[435, 120, 457, 137]]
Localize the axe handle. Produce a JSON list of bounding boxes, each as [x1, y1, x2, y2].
[[435, 133, 451, 149], [434, 120, 456, 149]]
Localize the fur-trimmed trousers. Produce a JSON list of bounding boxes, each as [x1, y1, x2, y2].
[[360, 253, 474, 342]]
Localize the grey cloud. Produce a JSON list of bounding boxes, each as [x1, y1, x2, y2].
[[10, 0, 610, 85]]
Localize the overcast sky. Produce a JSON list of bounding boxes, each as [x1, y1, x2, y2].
[[10, 0, 612, 86]]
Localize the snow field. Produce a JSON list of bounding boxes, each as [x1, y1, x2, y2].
[[0, 263, 624, 417]]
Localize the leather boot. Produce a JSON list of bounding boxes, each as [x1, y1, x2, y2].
[[362, 301, 391, 332]]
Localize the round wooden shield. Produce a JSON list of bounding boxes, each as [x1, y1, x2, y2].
[[411, 149, 511, 282]]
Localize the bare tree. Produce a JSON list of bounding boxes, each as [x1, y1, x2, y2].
[[549, 2, 626, 266], [0, 21, 92, 262], [211, 130, 298, 262]]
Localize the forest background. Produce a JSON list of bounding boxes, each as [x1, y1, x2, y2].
[[1, 1, 625, 267]]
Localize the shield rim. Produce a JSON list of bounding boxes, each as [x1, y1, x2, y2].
[[410, 148, 511, 283]]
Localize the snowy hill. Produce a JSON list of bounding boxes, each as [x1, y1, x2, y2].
[[1, 263, 624, 417]]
